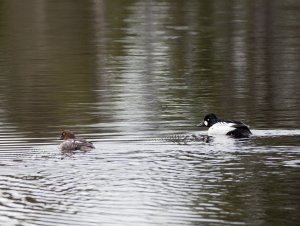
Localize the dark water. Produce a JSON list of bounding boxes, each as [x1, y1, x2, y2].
[[0, 0, 300, 225]]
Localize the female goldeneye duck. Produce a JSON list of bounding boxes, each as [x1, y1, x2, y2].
[[198, 113, 252, 138], [59, 130, 95, 151]]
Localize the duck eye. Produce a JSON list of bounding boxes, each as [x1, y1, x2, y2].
[[62, 132, 65, 136]]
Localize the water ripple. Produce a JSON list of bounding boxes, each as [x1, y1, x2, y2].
[[0, 130, 299, 226]]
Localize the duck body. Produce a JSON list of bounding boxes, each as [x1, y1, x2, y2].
[[59, 130, 95, 151], [198, 113, 252, 138]]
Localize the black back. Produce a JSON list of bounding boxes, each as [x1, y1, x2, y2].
[[226, 123, 252, 138]]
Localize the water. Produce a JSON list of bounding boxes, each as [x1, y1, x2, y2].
[[0, 0, 300, 225]]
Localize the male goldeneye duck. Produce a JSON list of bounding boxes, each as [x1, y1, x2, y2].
[[59, 130, 95, 151], [198, 113, 252, 138]]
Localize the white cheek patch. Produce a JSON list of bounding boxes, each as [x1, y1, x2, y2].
[[204, 121, 208, 126]]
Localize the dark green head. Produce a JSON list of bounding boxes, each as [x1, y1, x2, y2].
[[198, 113, 219, 128]]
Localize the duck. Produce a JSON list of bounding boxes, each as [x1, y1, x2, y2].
[[198, 113, 252, 138], [59, 130, 95, 151]]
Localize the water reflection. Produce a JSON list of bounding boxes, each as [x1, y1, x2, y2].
[[0, 0, 300, 226], [1, 1, 101, 137], [0, 0, 299, 137]]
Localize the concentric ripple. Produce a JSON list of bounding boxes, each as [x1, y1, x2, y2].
[[1, 129, 300, 225]]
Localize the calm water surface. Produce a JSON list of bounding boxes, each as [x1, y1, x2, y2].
[[0, 1, 300, 225]]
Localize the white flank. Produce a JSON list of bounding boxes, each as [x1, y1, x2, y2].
[[60, 139, 76, 150], [74, 140, 84, 145], [208, 122, 235, 135]]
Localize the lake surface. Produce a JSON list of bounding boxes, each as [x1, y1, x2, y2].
[[0, 0, 300, 225]]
